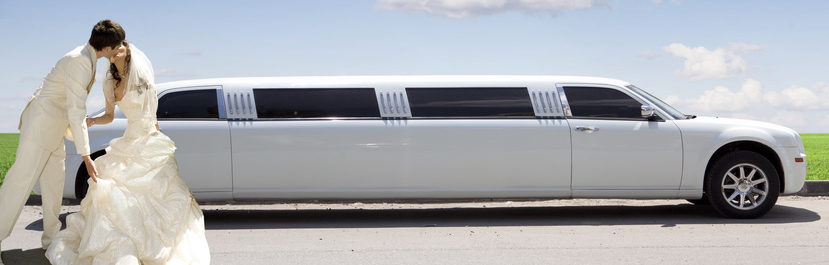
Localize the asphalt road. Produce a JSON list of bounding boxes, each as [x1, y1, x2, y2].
[[2, 197, 828, 264]]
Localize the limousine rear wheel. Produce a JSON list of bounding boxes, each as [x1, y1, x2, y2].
[[706, 151, 779, 219]]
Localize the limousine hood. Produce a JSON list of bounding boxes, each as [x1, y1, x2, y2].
[[675, 116, 803, 148]]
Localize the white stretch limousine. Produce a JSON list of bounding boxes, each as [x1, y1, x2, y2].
[[59, 76, 807, 218]]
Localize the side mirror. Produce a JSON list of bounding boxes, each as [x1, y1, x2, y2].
[[641, 105, 657, 120]]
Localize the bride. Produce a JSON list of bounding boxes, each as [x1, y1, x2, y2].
[[46, 41, 210, 264]]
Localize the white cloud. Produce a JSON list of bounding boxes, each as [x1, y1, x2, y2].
[[375, 0, 607, 18], [674, 80, 829, 113], [770, 110, 806, 128], [687, 78, 764, 112], [662, 95, 696, 113], [765, 82, 829, 110], [665, 80, 829, 132], [663, 43, 752, 81], [662, 95, 681, 106]]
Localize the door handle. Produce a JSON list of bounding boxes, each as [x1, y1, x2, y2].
[[575, 126, 599, 132]]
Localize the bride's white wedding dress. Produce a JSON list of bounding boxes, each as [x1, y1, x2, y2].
[[46, 44, 210, 265]]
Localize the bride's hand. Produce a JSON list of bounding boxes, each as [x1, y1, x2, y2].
[[86, 118, 95, 127]]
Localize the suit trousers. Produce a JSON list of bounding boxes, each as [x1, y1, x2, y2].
[[0, 137, 66, 249]]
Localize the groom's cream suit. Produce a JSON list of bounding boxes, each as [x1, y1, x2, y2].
[[0, 43, 95, 249]]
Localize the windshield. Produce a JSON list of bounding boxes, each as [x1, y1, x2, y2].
[[626, 85, 687, 120]]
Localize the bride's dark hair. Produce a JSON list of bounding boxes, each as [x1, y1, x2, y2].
[[109, 40, 131, 88]]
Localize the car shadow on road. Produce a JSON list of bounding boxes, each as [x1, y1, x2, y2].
[[199, 203, 820, 230], [0, 248, 49, 265], [24, 202, 820, 232]]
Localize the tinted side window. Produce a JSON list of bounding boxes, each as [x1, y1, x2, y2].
[[563, 86, 642, 119], [406, 87, 534, 117], [253, 88, 380, 118], [157, 89, 219, 119]]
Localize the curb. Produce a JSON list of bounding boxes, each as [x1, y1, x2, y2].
[[25, 181, 829, 206], [796, 180, 829, 197]]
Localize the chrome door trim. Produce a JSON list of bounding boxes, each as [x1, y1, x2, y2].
[[216, 88, 227, 119], [556, 85, 572, 117]]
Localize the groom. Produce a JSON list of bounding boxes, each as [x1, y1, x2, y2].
[[0, 20, 125, 260]]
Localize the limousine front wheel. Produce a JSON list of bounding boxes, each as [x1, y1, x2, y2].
[[706, 151, 780, 219]]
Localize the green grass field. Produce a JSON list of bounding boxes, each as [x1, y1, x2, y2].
[[0, 133, 827, 187], [1, 133, 20, 187], [801, 133, 828, 180]]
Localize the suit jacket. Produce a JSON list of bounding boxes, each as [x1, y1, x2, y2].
[[18, 44, 95, 156]]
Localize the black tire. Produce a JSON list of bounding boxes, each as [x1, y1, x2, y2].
[[75, 164, 90, 200], [705, 151, 779, 219], [75, 151, 106, 200]]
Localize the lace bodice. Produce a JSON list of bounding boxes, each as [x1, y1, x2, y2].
[[109, 79, 158, 139]]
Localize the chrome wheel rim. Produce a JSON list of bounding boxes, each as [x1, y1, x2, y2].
[[720, 163, 769, 210]]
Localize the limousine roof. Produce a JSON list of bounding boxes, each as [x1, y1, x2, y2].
[[155, 75, 632, 92]]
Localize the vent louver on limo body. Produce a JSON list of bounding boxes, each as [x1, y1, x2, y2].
[[377, 90, 411, 118], [225, 90, 257, 120], [530, 89, 562, 118]]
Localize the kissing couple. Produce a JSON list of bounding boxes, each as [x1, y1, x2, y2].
[[0, 20, 210, 264]]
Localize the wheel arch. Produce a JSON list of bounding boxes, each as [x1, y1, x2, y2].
[[703, 141, 784, 193], [74, 149, 107, 199]]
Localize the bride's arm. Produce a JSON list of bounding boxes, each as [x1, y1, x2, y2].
[[87, 98, 116, 127]]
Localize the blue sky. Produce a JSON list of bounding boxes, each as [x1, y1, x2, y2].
[[1, 0, 827, 132]]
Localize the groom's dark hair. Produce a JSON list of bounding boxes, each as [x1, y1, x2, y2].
[[89, 20, 126, 51]]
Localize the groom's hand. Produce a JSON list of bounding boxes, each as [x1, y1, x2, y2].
[[83, 155, 99, 182]]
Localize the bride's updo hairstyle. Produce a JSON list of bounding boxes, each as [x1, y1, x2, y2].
[[109, 40, 131, 88]]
